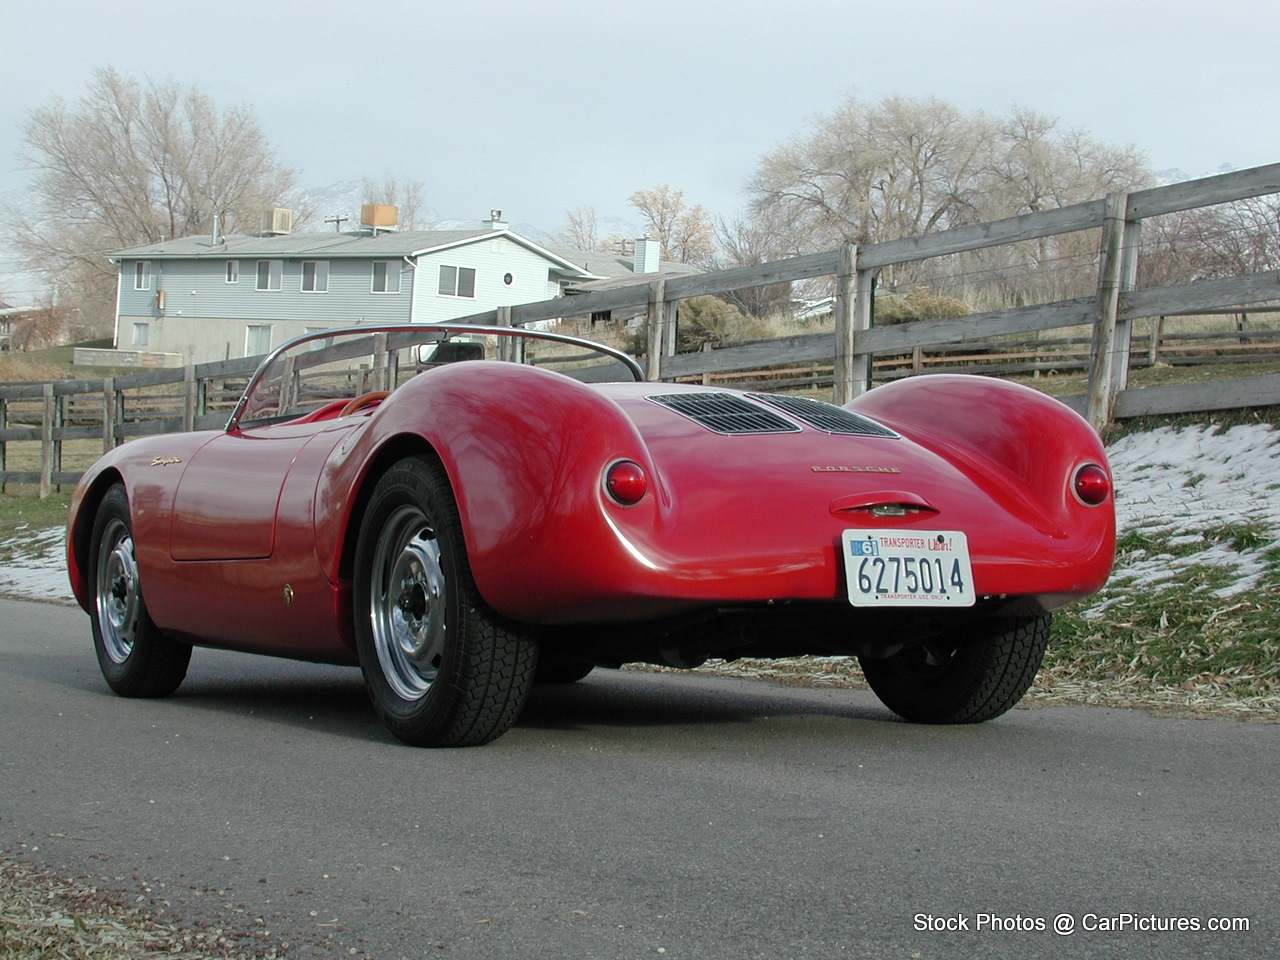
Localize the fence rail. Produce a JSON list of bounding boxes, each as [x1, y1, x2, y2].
[[5, 163, 1280, 495]]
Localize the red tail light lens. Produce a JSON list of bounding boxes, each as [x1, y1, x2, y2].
[[605, 460, 648, 506], [1073, 463, 1111, 506]]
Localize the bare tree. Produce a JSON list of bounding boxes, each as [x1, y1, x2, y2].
[[7, 303, 67, 351], [747, 93, 1152, 301], [712, 214, 792, 318], [559, 206, 603, 251], [629, 185, 716, 265], [13, 67, 298, 336], [748, 96, 991, 254], [1182, 196, 1280, 278], [360, 171, 429, 230]]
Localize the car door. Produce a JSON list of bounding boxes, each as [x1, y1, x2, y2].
[[169, 421, 329, 561]]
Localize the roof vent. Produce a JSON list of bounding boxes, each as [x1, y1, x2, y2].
[[485, 209, 508, 231], [361, 204, 399, 234], [262, 207, 293, 235]]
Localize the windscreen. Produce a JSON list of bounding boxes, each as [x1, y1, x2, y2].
[[233, 325, 640, 428]]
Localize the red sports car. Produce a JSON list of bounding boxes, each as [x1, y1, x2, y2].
[[66, 324, 1114, 746]]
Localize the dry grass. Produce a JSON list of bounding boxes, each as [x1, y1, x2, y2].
[[0, 858, 283, 959], [0, 356, 68, 384]]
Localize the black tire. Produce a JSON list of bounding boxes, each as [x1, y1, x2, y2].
[[858, 614, 1051, 724], [353, 455, 537, 746], [534, 651, 595, 684], [88, 484, 191, 698]]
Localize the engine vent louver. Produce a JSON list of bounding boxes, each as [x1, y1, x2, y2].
[[747, 394, 899, 437], [648, 392, 801, 435]]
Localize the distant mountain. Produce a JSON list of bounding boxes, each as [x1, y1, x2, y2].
[[1154, 164, 1237, 186]]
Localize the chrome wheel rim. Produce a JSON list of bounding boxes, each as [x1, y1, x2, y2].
[[95, 519, 141, 665], [369, 505, 447, 701]]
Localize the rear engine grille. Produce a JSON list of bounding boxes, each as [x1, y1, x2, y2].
[[748, 394, 898, 437], [648, 392, 801, 435]]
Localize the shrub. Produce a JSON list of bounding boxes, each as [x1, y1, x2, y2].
[[875, 289, 971, 325]]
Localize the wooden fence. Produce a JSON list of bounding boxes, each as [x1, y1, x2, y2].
[[4, 163, 1280, 496]]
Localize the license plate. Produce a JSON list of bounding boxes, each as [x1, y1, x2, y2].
[[842, 530, 975, 607]]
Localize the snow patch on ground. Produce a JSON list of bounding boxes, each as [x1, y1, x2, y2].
[[1103, 422, 1280, 599], [1, 525, 74, 603]]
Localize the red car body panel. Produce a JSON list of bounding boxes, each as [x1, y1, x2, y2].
[[67, 334, 1114, 668]]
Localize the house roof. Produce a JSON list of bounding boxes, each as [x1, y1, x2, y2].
[[108, 229, 607, 282], [545, 245, 703, 291], [108, 230, 704, 290]]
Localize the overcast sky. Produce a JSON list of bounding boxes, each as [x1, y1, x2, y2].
[[2, 0, 1279, 246]]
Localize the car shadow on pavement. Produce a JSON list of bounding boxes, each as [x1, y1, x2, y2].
[[9, 641, 898, 746], [519, 667, 896, 734]]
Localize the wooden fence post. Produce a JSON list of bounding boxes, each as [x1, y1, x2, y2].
[[197, 370, 208, 420], [53, 389, 64, 493], [832, 244, 860, 404], [496, 305, 524, 364], [646, 279, 667, 382], [0, 393, 7, 494], [1147, 317, 1163, 367], [1109, 215, 1143, 390], [113, 385, 125, 447], [372, 332, 389, 392], [102, 377, 116, 452], [1086, 192, 1129, 430], [182, 365, 196, 432], [39, 383, 54, 499], [496, 304, 511, 362], [852, 267, 875, 396], [663, 299, 679, 361]]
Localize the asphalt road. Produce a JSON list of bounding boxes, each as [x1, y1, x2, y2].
[[1, 596, 1277, 960]]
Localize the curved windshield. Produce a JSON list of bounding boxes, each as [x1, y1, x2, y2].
[[228, 324, 643, 430]]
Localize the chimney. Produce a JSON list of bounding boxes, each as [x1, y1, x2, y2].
[[484, 209, 508, 231], [634, 237, 660, 274]]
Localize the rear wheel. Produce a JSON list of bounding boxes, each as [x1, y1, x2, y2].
[[858, 614, 1051, 723], [88, 485, 190, 698], [353, 455, 537, 746]]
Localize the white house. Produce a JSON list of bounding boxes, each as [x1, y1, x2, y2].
[[99, 209, 694, 366]]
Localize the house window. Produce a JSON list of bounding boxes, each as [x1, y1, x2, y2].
[[245, 324, 272, 356], [304, 326, 332, 351], [301, 260, 329, 293], [133, 262, 151, 290], [255, 260, 282, 291], [438, 264, 476, 298], [372, 260, 401, 293], [131, 322, 149, 346], [226, 260, 239, 283]]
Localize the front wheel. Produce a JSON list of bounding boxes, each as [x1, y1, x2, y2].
[[858, 614, 1051, 723], [88, 485, 191, 698], [353, 455, 537, 746]]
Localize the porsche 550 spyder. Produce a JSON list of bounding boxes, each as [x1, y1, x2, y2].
[[66, 324, 1114, 746]]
